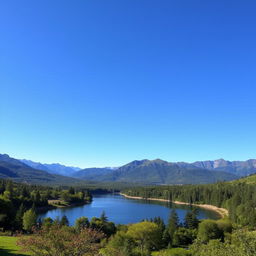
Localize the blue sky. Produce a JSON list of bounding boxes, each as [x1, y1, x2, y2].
[[1, 0, 256, 168]]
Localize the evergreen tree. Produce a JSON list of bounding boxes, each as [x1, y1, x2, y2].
[[75, 217, 89, 231], [60, 215, 69, 226], [69, 187, 75, 195], [43, 217, 53, 229], [197, 219, 222, 242], [15, 203, 26, 230], [100, 211, 108, 222], [184, 210, 199, 229], [23, 209, 37, 232], [164, 209, 179, 246], [35, 191, 41, 203]]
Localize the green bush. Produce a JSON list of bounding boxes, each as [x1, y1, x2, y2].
[[152, 248, 191, 256]]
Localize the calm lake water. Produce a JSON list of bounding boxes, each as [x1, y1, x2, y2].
[[39, 194, 220, 225]]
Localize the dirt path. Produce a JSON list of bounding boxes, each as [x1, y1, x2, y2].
[[120, 193, 228, 218]]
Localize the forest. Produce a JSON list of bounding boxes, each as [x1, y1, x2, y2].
[[122, 182, 256, 227], [1, 179, 256, 256], [0, 179, 92, 231]]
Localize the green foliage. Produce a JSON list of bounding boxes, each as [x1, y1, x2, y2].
[[42, 217, 53, 229], [172, 228, 197, 247], [101, 221, 163, 256], [232, 173, 256, 185], [167, 209, 179, 235], [123, 181, 256, 228], [22, 209, 37, 232], [152, 248, 192, 256], [184, 211, 199, 229], [60, 191, 71, 202], [0, 178, 92, 231], [18, 225, 104, 256], [197, 220, 222, 242], [196, 219, 232, 244], [190, 230, 256, 256], [75, 216, 89, 231], [60, 215, 69, 226], [15, 203, 26, 230], [90, 216, 116, 237], [163, 209, 180, 247], [216, 219, 232, 234], [100, 230, 137, 256], [0, 195, 14, 230], [190, 239, 235, 256], [100, 211, 108, 222], [127, 221, 163, 253]]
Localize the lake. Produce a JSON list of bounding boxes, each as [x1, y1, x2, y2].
[[39, 194, 220, 225]]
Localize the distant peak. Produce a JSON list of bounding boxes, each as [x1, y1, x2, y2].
[[0, 153, 10, 158], [152, 158, 167, 163], [215, 158, 227, 162], [129, 159, 149, 165]]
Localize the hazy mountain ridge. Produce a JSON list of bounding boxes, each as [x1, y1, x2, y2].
[[73, 168, 115, 180], [0, 154, 86, 185], [191, 159, 256, 176], [20, 159, 81, 177]]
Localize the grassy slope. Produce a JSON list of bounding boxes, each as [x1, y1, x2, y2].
[[231, 173, 256, 184], [0, 236, 30, 256]]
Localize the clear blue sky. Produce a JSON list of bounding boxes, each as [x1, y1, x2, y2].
[[1, 0, 256, 168]]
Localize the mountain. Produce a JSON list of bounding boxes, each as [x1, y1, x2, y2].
[[191, 159, 256, 177], [20, 159, 80, 177], [0, 154, 26, 166], [73, 167, 116, 180], [0, 154, 86, 185], [2, 154, 252, 185], [75, 159, 238, 184]]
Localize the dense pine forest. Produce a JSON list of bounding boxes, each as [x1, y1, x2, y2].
[[0, 179, 92, 231], [123, 181, 256, 227]]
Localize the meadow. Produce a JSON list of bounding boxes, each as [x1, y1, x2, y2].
[[0, 236, 29, 256]]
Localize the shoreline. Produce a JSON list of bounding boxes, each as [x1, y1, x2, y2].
[[120, 193, 228, 218], [37, 200, 91, 213]]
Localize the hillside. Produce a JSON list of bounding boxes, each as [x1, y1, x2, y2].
[[0, 154, 86, 186], [76, 159, 238, 185], [73, 167, 115, 180], [230, 173, 256, 184]]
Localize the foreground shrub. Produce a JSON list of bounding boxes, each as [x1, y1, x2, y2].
[[100, 221, 163, 256], [152, 248, 192, 256], [190, 229, 256, 256], [18, 225, 104, 256]]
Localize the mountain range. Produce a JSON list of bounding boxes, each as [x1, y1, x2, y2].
[[191, 159, 256, 176], [1, 153, 256, 185], [20, 159, 80, 177], [0, 154, 86, 185], [73, 159, 238, 184], [73, 158, 256, 183]]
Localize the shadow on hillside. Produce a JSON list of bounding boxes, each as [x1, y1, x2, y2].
[[0, 248, 27, 256]]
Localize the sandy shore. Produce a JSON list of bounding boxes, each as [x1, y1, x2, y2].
[[120, 193, 228, 218]]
